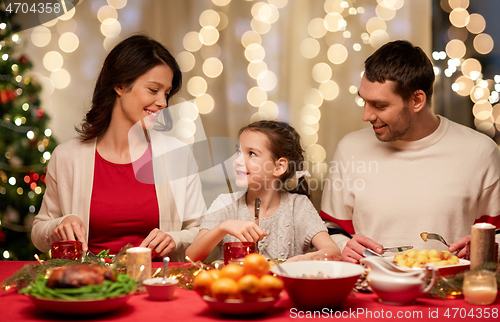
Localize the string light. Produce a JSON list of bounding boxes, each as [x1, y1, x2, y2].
[[299, 0, 405, 177], [434, 1, 497, 137]]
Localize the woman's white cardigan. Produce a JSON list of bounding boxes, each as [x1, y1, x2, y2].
[[31, 130, 206, 262]]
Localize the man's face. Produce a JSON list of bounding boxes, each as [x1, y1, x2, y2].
[[358, 75, 414, 142]]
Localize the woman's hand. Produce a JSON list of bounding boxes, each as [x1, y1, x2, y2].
[[140, 228, 176, 257], [54, 215, 88, 252], [220, 220, 267, 242]]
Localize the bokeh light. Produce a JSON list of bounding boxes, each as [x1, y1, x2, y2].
[[31, 26, 51, 47], [50, 68, 70, 89], [473, 33, 494, 55], [202, 57, 223, 78], [195, 94, 215, 114], [187, 76, 208, 97], [453, 76, 474, 96], [176, 51, 196, 73], [472, 100, 492, 120], [43, 51, 63, 71], [247, 86, 268, 107], [183, 31, 203, 52], [259, 101, 279, 119], [199, 9, 220, 27], [319, 80, 340, 100], [461, 58, 481, 79], [58, 32, 79, 53], [445, 39, 466, 59], [449, 8, 469, 28], [308, 18, 327, 38], [100, 18, 121, 38], [466, 13, 485, 34], [300, 38, 320, 59], [312, 63, 332, 83], [327, 44, 348, 64], [303, 88, 323, 107]]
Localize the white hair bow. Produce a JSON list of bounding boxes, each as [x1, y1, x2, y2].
[[295, 171, 311, 178]]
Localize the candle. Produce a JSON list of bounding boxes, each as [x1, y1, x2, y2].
[[126, 247, 152, 282], [223, 242, 256, 265], [463, 270, 498, 305], [470, 223, 496, 271], [50, 241, 83, 261]]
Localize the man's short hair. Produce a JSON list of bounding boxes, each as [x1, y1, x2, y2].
[[364, 40, 435, 104]]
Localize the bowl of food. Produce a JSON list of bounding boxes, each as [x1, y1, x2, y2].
[[389, 249, 470, 276], [194, 254, 284, 315], [271, 261, 365, 310], [143, 278, 179, 301]]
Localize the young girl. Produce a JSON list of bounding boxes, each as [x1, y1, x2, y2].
[[186, 121, 340, 261]]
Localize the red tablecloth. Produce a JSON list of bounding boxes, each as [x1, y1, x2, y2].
[[1, 261, 499, 322]]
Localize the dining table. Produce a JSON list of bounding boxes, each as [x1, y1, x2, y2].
[[1, 260, 499, 322]]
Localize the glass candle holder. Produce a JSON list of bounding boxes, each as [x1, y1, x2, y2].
[[463, 270, 498, 305], [50, 241, 83, 261], [223, 242, 256, 265]]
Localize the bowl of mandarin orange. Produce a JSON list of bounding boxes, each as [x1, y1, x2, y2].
[[193, 253, 283, 315]]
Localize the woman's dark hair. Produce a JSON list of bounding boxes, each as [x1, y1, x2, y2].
[[364, 40, 435, 104], [77, 34, 182, 141], [238, 120, 310, 198]]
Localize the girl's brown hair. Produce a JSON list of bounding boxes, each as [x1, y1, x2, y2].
[[238, 120, 310, 198]]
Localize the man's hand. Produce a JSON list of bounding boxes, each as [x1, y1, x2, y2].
[[449, 235, 470, 258], [342, 234, 383, 263], [140, 228, 176, 257], [54, 215, 88, 252]]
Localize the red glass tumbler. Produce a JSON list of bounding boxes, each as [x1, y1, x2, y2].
[[223, 242, 256, 265], [50, 241, 83, 261]]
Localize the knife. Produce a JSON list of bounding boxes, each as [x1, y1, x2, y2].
[[382, 246, 413, 253]]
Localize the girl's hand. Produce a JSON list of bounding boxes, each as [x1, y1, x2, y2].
[[286, 254, 306, 262], [54, 215, 88, 252], [140, 228, 176, 257], [221, 220, 267, 242]]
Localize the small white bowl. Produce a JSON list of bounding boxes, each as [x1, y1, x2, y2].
[[143, 278, 179, 301]]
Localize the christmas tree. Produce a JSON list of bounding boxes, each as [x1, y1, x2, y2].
[[0, 2, 57, 260]]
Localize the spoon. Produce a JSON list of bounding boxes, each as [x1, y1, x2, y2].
[[261, 248, 289, 277], [162, 256, 170, 284], [254, 198, 261, 252], [420, 232, 450, 247]]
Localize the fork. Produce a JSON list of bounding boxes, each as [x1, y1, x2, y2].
[[420, 232, 450, 247]]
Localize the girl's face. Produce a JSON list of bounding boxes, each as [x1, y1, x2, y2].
[[233, 130, 278, 190], [113, 64, 173, 130]]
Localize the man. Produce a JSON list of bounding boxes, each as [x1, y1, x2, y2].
[[320, 40, 500, 263]]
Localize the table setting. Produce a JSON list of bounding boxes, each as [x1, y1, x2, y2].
[[1, 225, 500, 322]]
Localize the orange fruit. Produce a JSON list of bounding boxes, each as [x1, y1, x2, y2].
[[220, 264, 244, 281], [211, 277, 240, 301], [260, 275, 283, 298], [243, 253, 270, 277], [237, 274, 261, 301], [193, 270, 215, 296], [208, 269, 221, 280]]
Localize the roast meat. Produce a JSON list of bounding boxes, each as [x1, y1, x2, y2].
[[46, 264, 117, 289]]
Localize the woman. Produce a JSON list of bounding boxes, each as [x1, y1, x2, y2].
[[31, 35, 206, 261]]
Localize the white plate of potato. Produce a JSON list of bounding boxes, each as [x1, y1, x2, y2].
[[385, 249, 470, 276]]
